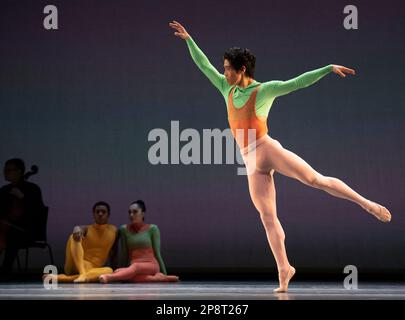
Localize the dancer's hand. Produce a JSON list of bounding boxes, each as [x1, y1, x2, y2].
[[72, 226, 83, 241], [332, 65, 356, 78], [169, 20, 190, 40]]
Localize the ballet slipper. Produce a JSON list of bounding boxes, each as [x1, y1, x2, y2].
[[273, 266, 295, 293], [366, 201, 391, 222]]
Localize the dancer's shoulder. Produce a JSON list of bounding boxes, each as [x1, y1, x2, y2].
[[148, 224, 160, 232], [107, 224, 117, 231]]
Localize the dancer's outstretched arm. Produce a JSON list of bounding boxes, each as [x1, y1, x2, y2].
[[263, 64, 356, 98], [169, 20, 230, 95]]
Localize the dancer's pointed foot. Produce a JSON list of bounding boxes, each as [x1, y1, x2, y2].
[[273, 266, 295, 293], [73, 274, 88, 283], [168, 275, 180, 282], [365, 201, 391, 222], [154, 272, 180, 282]]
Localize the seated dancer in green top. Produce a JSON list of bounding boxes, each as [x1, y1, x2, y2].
[[169, 20, 392, 293], [99, 200, 179, 283]]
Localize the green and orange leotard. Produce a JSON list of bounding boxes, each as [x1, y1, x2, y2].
[[99, 223, 179, 282], [185, 37, 333, 148]]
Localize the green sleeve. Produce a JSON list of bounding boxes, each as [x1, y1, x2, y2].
[[150, 224, 167, 275], [118, 225, 129, 268], [185, 37, 230, 96], [263, 65, 333, 98]]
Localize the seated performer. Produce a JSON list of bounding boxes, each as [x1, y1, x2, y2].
[[99, 200, 179, 283], [47, 201, 117, 283], [0, 158, 45, 275]]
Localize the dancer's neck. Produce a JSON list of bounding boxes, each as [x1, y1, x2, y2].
[[236, 77, 255, 89], [130, 221, 146, 233]]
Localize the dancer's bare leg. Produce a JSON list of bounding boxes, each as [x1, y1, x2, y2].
[[246, 169, 295, 292], [268, 138, 391, 222]]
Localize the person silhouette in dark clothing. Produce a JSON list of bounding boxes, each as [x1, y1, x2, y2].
[[0, 158, 45, 274]]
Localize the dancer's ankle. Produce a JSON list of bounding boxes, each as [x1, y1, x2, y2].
[[278, 265, 292, 275]]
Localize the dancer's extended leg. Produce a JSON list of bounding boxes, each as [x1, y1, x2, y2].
[[267, 138, 391, 222]]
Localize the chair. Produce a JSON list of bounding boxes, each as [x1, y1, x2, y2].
[[16, 206, 54, 272]]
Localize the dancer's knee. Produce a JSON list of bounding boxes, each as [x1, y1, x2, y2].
[[259, 211, 277, 225]]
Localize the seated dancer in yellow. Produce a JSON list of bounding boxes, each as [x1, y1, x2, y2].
[[55, 201, 117, 283]]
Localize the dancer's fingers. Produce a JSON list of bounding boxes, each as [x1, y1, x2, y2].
[[341, 67, 355, 75], [173, 20, 186, 31], [337, 69, 346, 77], [344, 67, 355, 74], [169, 23, 180, 31], [170, 24, 184, 34], [170, 21, 180, 28]]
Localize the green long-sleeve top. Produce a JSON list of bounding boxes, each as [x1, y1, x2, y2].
[[118, 224, 167, 275], [185, 37, 333, 117]]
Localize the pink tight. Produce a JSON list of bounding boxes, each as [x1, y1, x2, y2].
[[100, 261, 178, 283], [241, 134, 377, 273]]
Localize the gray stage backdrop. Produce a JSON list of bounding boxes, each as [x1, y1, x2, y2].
[[1, 0, 404, 272]]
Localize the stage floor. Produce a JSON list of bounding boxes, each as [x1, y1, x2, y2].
[[0, 281, 405, 300]]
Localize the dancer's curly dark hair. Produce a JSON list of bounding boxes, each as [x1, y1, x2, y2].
[[223, 47, 256, 78]]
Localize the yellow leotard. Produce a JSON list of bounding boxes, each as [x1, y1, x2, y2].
[[58, 223, 117, 283]]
